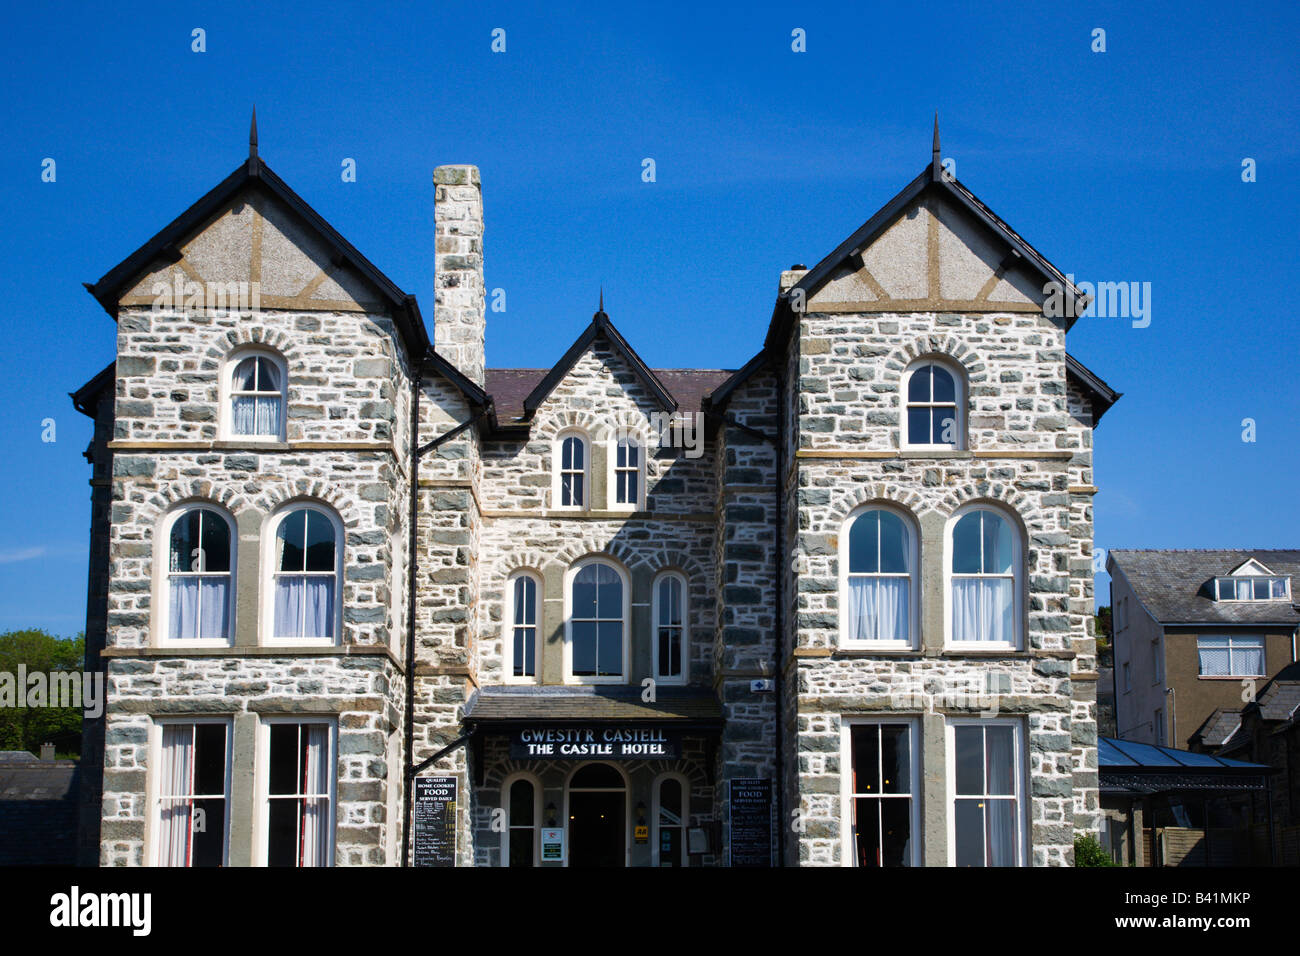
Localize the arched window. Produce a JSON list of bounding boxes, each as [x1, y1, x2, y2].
[[610, 433, 644, 510], [226, 350, 286, 440], [505, 571, 540, 683], [841, 506, 916, 647], [653, 775, 689, 867], [566, 559, 627, 682], [502, 774, 540, 867], [653, 572, 687, 682], [554, 431, 589, 509], [947, 506, 1021, 647], [161, 505, 234, 644], [266, 504, 342, 643], [902, 358, 964, 449]]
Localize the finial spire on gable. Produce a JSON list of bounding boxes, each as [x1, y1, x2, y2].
[[595, 286, 607, 321], [931, 113, 942, 180], [249, 106, 259, 160]]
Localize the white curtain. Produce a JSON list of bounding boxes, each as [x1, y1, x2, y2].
[[169, 576, 230, 640], [952, 577, 1013, 642], [847, 577, 909, 642], [274, 576, 334, 639], [1199, 638, 1230, 676], [299, 725, 330, 866], [1234, 643, 1264, 676], [232, 396, 280, 436], [158, 725, 194, 866]]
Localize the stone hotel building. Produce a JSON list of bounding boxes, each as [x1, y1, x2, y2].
[[72, 122, 1119, 867]]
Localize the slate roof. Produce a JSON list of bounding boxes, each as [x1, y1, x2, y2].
[[1108, 550, 1300, 626], [1256, 661, 1300, 721], [463, 685, 724, 726], [0, 758, 80, 865], [1191, 708, 1243, 747], [486, 367, 735, 425]]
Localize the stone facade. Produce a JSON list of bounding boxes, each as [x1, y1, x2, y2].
[[74, 141, 1114, 867]]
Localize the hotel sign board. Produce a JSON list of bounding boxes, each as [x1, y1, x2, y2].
[[729, 778, 773, 867], [413, 776, 457, 867], [509, 726, 681, 760]]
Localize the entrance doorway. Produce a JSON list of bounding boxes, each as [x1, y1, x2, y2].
[[567, 764, 626, 867]]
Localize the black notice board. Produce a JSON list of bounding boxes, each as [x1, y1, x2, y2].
[[413, 776, 457, 867], [729, 777, 773, 867]]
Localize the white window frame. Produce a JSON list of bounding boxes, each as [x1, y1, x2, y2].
[[147, 717, 233, 867], [651, 772, 691, 867], [1213, 575, 1291, 602], [943, 504, 1023, 650], [900, 357, 966, 451], [500, 771, 542, 867], [840, 717, 921, 867], [552, 429, 590, 510], [838, 504, 919, 649], [261, 502, 343, 646], [945, 717, 1028, 867], [1196, 634, 1266, 678], [503, 570, 542, 685], [221, 347, 287, 441], [255, 717, 337, 868], [156, 504, 237, 648], [652, 570, 688, 685], [607, 431, 646, 511], [563, 557, 630, 684]]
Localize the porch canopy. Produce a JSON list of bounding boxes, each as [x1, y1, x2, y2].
[[461, 686, 725, 784], [1099, 735, 1272, 795]]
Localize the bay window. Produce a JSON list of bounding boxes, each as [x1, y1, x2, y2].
[[154, 720, 231, 866], [841, 506, 916, 646], [566, 559, 626, 682], [949, 719, 1025, 867], [267, 504, 341, 643], [948, 506, 1021, 647], [162, 505, 234, 644], [263, 720, 334, 867], [843, 720, 918, 867]]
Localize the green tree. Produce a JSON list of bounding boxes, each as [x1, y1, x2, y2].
[[0, 629, 85, 757], [1094, 605, 1112, 651], [1074, 833, 1117, 866]]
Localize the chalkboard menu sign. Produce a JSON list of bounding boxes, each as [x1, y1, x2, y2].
[[729, 778, 772, 867], [413, 776, 457, 867]]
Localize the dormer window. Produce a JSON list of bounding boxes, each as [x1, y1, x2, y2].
[[1212, 560, 1291, 602]]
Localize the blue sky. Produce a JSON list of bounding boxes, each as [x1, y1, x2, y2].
[[1, 0, 1297, 634]]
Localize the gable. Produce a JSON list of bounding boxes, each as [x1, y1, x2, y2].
[[521, 312, 676, 421], [1229, 558, 1274, 576], [806, 190, 1047, 314], [116, 185, 389, 314]]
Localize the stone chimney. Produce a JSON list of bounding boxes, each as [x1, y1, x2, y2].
[[433, 165, 486, 388]]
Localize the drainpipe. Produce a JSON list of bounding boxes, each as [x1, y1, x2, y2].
[[1165, 687, 1176, 748], [401, 362, 488, 867]]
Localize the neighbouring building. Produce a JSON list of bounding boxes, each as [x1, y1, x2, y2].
[[72, 119, 1119, 867], [1107, 550, 1300, 749]]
